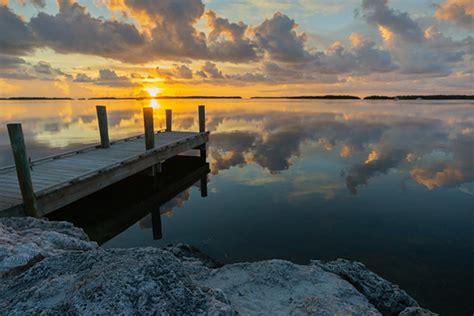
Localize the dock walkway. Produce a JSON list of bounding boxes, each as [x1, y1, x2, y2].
[[0, 105, 208, 217]]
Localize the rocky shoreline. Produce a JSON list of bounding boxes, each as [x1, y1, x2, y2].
[[0, 217, 436, 315]]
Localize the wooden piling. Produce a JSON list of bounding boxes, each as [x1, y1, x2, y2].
[[198, 105, 205, 133], [151, 208, 163, 240], [7, 123, 38, 217], [198, 105, 206, 160], [96, 105, 110, 148], [200, 175, 208, 197], [143, 107, 155, 150], [166, 109, 172, 132]]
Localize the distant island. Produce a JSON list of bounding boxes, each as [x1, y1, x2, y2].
[[1, 95, 473, 101], [251, 95, 361, 100], [0, 96, 241, 100], [0, 97, 74, 100], [89, 96, 242, 100], [364, 95, 474, 100]]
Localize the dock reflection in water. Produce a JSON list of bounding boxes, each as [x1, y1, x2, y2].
[[48, 156, 210, 245]]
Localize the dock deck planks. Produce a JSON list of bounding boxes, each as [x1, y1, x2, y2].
[[0, 131, 208, 217]]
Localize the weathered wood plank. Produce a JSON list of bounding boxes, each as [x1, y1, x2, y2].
[[0, 130, 209, 215]]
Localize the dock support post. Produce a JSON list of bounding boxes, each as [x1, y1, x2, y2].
[[198, 105, 206, 160], [143, 107, 159, 177], [143, 107, 155, 150], [151, 207, 163, 240], [7, 123, 38, 217], [200, 175, 208, 197], [96, 105, 110, 148], [165, 109, 172, 132]]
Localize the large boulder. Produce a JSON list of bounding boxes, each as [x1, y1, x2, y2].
[[0, 217, 436, 315], [0, 217, 97, 276], [312, 259, 419, 315]]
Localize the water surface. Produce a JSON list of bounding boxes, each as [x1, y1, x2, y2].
[[1, 99, 473, 314]]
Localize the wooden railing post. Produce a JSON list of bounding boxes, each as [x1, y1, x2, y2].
[[143, 107, 155, 150], [198, 105, 205, 133], [198, 105, 206, 160], [96, 105, 110, 148], [165, 109, 172, 132], [7, 123, 38, 217]]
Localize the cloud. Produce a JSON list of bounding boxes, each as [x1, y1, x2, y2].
[[95, 69, 137, 87], [18, 0, 46, 8], [0, 54, 26, 69], [206, 10, 258, 62], [360, 0, 424, 42], [199, 61, 224, 79], [72, 69, 136, 87], [410, 132, 474, 189], [73, 73, 94, 83], [29, 0, 146, 62], [435, 0, 474, 28], [0, 5, 38, 55], [360, 0, 472, 77], [0, 59, 71, 81], [156, 64, 193, 80], [253, 12, 309, 62]]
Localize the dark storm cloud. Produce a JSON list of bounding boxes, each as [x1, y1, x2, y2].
[[29, 0, 146, 62]]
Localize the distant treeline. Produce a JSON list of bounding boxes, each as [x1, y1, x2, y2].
[[251, 95, 361, 100], [89, 96, 242, 100], [364, 95, 474, 100], [0, 97, 73, 100], [1, 95, 473, 101]]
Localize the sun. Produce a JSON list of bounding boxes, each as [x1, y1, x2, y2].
[[144, 87, 162, 97]]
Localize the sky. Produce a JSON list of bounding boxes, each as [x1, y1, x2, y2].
[[0, 0, 473, 97]]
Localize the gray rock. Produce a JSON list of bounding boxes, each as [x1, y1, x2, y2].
[[399, 307, 439, 316], [0, 247, 234, 315], [196, 259, 381, 315], [312, 259, 419, 315], [0, 217, 436, 315], [0, 217, 97, 276]]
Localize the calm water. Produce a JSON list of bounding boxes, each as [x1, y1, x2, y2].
[[1, 99, 473, 314]]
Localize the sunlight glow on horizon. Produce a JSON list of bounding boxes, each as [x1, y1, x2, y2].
[[144, 87, 162, 98]]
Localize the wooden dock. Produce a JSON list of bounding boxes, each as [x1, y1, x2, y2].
[[0, 105, 208, 218], [48, 156, 210, 245]]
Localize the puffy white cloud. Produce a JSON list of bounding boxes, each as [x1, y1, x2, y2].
[[253, 12, 309, 62], [206, 10, 258, 62]]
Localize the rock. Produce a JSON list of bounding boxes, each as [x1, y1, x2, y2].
[[0, 217, 436, 315], [195, 259, 381, 315], [0, 247, 234, 315], [399, 307, 439, 316], [0, 217, 97, 275], [312, 259, 419, 316], [163, 243, 224, 269]]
